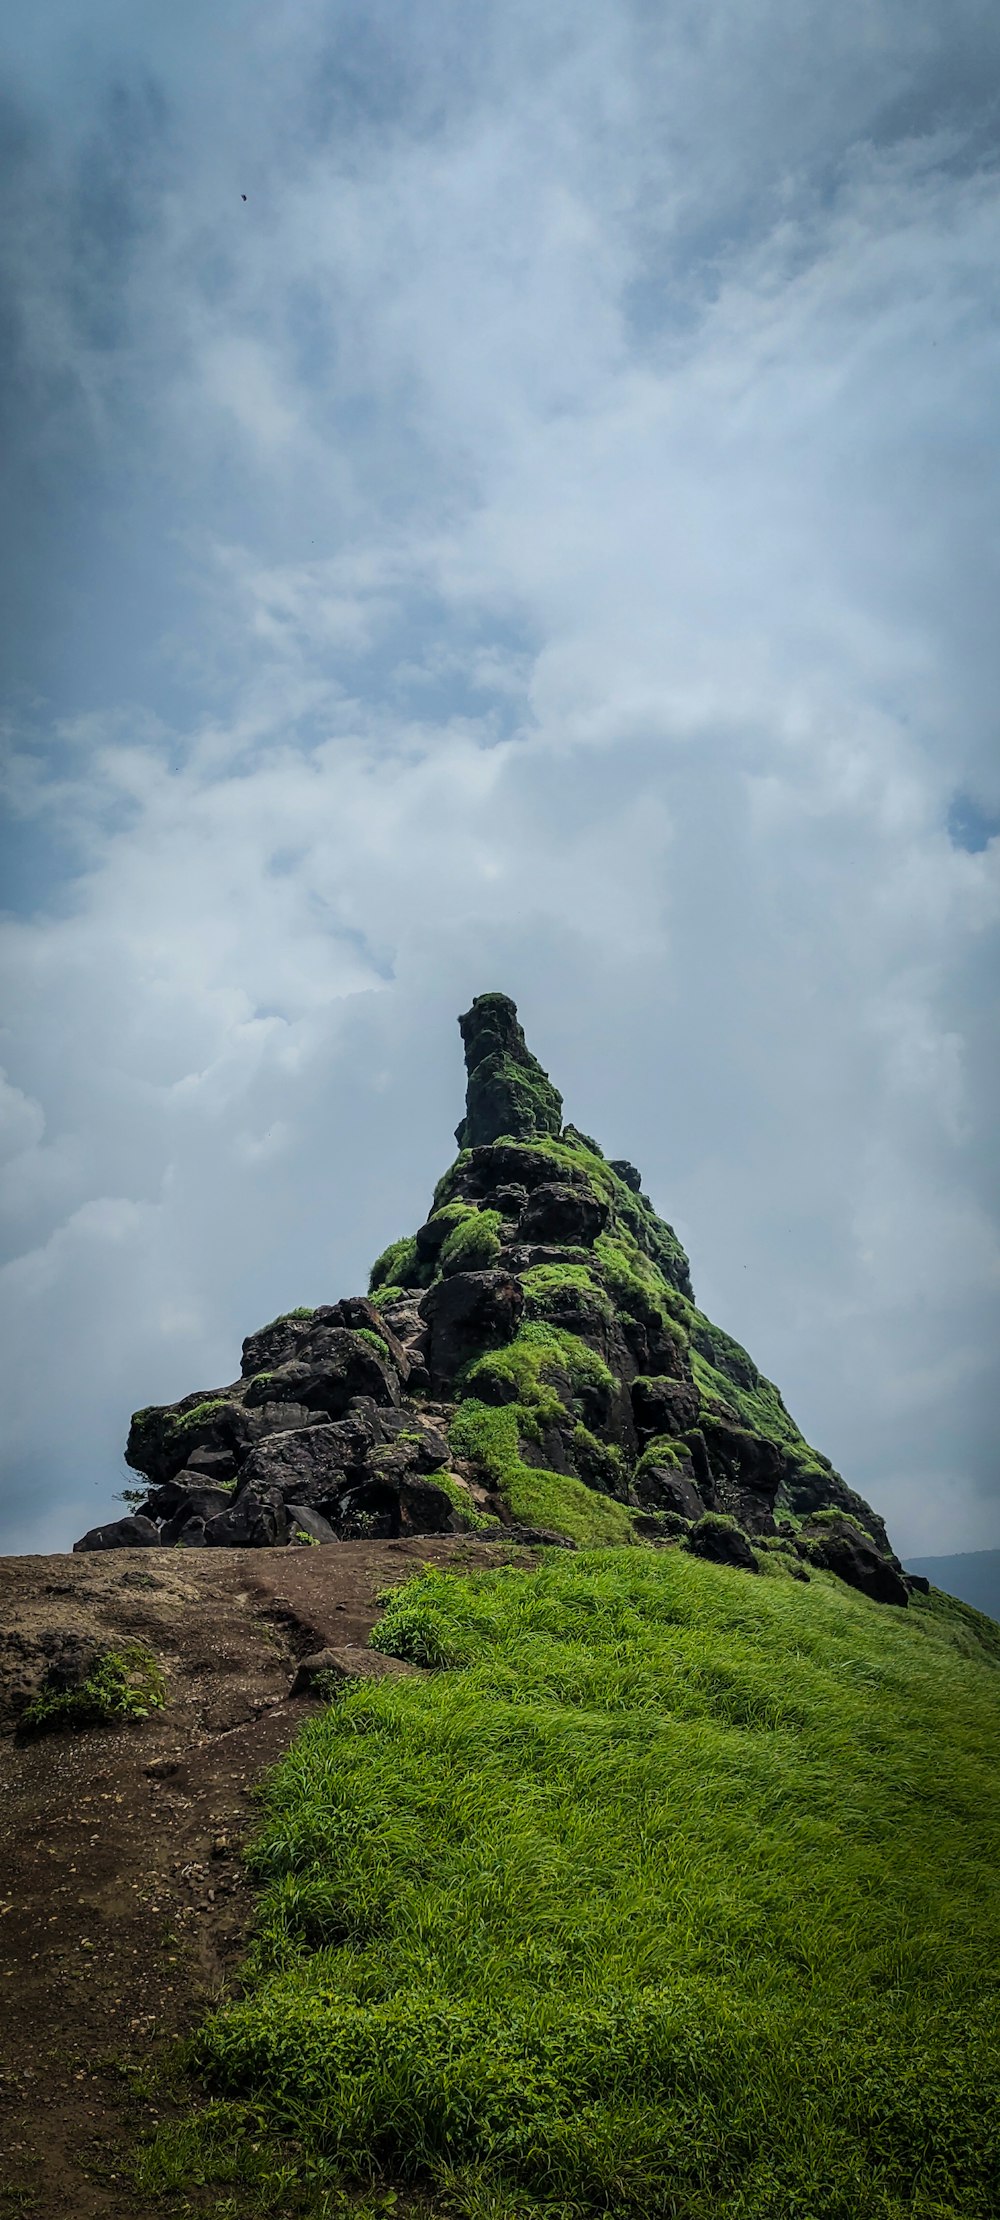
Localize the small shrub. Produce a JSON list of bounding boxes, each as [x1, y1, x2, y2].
[[354, 1328, 391, 1362], [19, 1644, 167, 1736], [369, 1236, 421, 1292]]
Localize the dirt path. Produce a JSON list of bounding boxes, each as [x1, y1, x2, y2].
[[0, 1537, 515, 2217]]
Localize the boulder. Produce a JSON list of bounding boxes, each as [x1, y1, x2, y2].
[[422, 1269, 524, 1389], [126, 1396, 254, 1488], [241, 1300, 410, 1385], [904, 1571, 930, 1596], [632, 1458, 705, 1521], [630, 1376, 700, 1441], [289, 1645, 423, 1695], [203, 1489, 289, 1549], [287, 1503, 338, 1544], [520, 1182, 607, 1247], [698, 1415, 782, 1534], [154, 1486, 232, 1540], [179, 1445, 240, 1481], [171, 1516, 208, 1547], [73, 1515, 162, 1553], [374, 1410, 451, 1470], [236, 1425, 357, 1511], [804, 1527, 909, 1607], [685, 1514, 760, 1574], [243, 1330, 401, 1419]]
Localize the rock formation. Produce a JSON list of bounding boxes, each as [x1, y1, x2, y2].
[[76, 992, 911, 1604]]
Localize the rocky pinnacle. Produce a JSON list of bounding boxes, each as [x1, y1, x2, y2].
[[455, 991, 564, 1149]]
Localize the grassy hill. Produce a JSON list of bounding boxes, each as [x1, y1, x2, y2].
[[143, 1544, 1000, 2219]]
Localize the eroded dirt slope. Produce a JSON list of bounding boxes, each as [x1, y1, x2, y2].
[[0, 1538, 518, 2218]]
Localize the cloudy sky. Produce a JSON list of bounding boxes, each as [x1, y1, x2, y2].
[[1, 0, 998, 1557]]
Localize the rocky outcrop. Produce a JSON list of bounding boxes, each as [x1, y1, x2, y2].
[[78, 994, 903, 1605], [455, 992, 563, 1150]]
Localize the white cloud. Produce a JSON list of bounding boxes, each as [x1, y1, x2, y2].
[[0, 0, 998, 1554]]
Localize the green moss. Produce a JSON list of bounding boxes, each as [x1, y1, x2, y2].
[[431, 1469, 502, 1535], [461, 1319, 614, 1413], [172, 1398, 230, 1434], [368, 1235, 422, 1293], [353, 1328, 391, 1361], [19, 1644, 167, 1736], [806, 1507, 871, 1540], [449, 1400, 635, 1544], [522, 1262, 613, 1324], [368, 1284, 406, 1309], [431, 1150, 472, 1213], [438, 1206, 502, 1275], [634, 1435, 686, 1483], [571, 1423, 625, 1494]]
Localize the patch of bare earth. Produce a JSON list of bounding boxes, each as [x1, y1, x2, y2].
[[0, 1537, 521, 2217]]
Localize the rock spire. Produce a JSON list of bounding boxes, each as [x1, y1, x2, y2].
[[75, 997, 911, 1607], [455, 992, 563, 1149]]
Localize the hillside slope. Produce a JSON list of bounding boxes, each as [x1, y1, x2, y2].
[[148, 1545, 1000, 2219]]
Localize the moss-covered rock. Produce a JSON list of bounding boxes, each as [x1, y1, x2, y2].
[[454, 992, 564, 1149]]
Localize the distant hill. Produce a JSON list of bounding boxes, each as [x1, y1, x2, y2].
[[907, 1550, 1000, 1623]]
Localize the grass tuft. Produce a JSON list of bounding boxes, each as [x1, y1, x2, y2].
[[18, 1643, 167, 1736]]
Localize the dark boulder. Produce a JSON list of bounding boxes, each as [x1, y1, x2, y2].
[[631, 1376, 700, 1442], [422, 1269, 524, 1389], [520, 1182, 607, 1247], [126, 1394, 268, 1489], [698, 1415, 782, 1535], [243, 1330, 401, 1419], [370, 1409, 452, 1470], [204, 1489, 289, 1548], [73, 1515, 161, 1553], [803, 1525, 909, 1607], [904, 1570, 930, 1596], [177, 1447, 240, 1484], [609, 1159, 642, 1192], [620, 1315, 688, 1379], [632, 1457, 705, 1521], [237, 1425, 357, 1511], [289, 1645, 423, 1695], [328, 1474, 457, 1541], [287, 1503, 338, 1544], [158, 1487, 232, 1543], [241, 1299, 410, 1385], [455, 1143, 593, 1202], [685, 1514, 759, 1573], [170, 1516, 208, 1547]]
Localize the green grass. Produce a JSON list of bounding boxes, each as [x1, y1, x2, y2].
[[18, 1643, 167, 1735], [438, 1208, 503, 1275], [171, 1550, 1000, 2218], [449, 1321, 634, 1543], [450, 1401, 636, 1543]]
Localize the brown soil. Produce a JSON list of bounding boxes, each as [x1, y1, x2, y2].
[[0, 1537, 522, 2217]]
